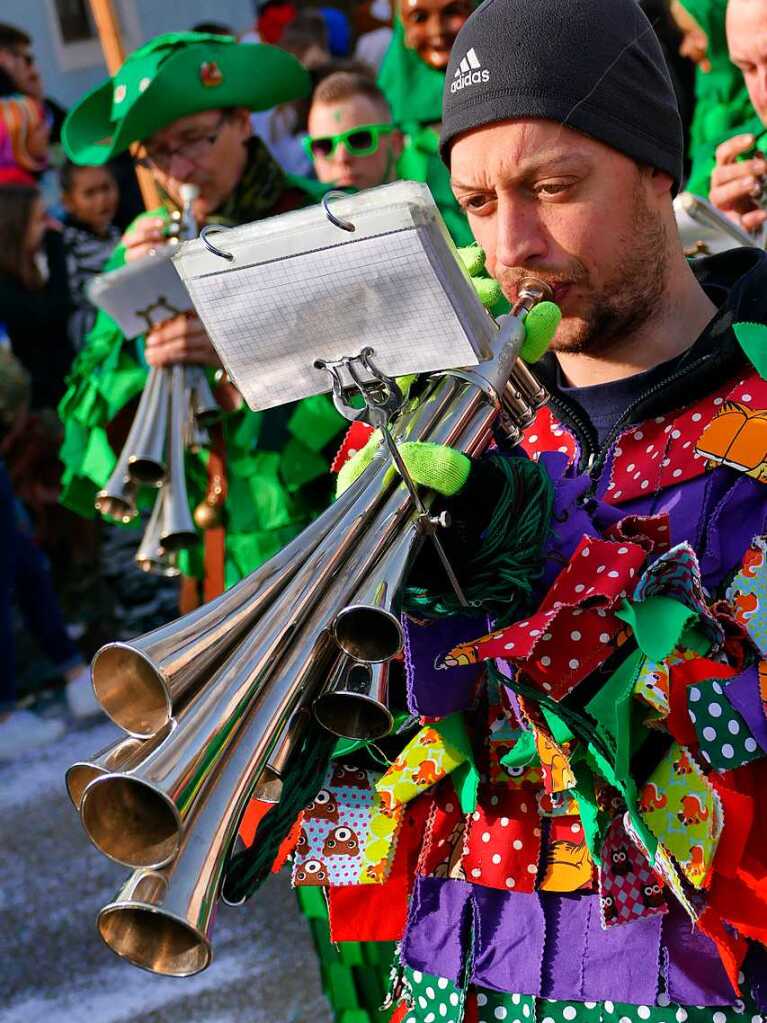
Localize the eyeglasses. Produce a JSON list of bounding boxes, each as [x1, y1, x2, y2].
[[135, 113, 229, 171], [303, 123, 394, 161]]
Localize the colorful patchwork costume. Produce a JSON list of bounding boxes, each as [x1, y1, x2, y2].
[[268, 245, 767, 1023]]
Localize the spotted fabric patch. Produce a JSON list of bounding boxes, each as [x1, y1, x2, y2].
[[402, 965, 464, 1023], [474, 989, 536, 1023], [520, 406, 577, 464], [291, 763, 377, 886], [437, 535, 646, 699], [599, 816, 667, 927], [688, 678, 763, 772], [638, 742, 722, 889], [461, 782, 542, 893]]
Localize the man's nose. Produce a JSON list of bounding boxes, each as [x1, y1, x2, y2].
[[335, 143, 355, 165], [494, 195, 549, 269], [166, 151, 197, 179]]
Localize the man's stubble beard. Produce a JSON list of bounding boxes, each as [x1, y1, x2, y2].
[[550, 186, 670, 357]]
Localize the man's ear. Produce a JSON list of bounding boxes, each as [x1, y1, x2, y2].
[[391, 129, 404, 162], [649, 166, 674, 198]]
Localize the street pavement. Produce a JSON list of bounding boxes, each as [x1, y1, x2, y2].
[[0, 714, 333, 1023]]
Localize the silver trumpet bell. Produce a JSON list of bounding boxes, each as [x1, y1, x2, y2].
[[134, 486, 180, 577], [127, 367, 171, 486], [187, 366, 221, 427], [66, 724, 174, 810], [313, 652, 393, 741]]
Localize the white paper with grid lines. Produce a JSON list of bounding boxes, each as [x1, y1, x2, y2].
[[172, 181, 495, 411]]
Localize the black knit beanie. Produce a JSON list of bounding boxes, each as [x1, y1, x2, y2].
[[440, 0, 683, 189]]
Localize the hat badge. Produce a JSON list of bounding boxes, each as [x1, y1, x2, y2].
[[200, 61, 224, 88]]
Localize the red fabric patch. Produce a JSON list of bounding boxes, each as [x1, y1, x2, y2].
[[467, 535, 646, 699], [520, 406, 577, 463], [330, 421, 375, 474], [697, 906, 747, 997], [709, 774, 755, 880], [418, 779, 467, 878], [389, 1003, 409, 1023], [461, 782, 541, 892], [603, 513, 671, 555]]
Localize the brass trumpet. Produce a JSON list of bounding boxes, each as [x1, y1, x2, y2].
[[72, 280, 551, 976]]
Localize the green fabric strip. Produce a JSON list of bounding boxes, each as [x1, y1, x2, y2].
[[616, 597, 696, 663]]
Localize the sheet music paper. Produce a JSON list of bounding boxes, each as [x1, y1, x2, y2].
[[173, 181, 497, 411], [87, 249, 192, 339]]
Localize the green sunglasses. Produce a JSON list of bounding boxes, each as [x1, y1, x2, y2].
[[303, 122, 395, 160]]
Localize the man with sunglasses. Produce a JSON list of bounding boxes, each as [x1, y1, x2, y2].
[[306, 71, 403, 191], [58, 32, 344, 599]]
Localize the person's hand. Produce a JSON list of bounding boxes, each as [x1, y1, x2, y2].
[[144, 312, 223, 368], [122, 217, 168, 263], [710, 134, 767, 233]]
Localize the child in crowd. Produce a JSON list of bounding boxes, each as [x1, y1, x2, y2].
[[59, 159, 120, 351]]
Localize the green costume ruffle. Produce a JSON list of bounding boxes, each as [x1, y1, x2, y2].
[[678, 0, 762, 197], [58, 140, 345, 587], [378, 18, 474, 246]]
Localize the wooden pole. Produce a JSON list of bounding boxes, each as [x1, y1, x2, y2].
[[87, 0, 161, 210]]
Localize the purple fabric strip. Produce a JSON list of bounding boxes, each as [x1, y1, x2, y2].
[[401, 875, 471, 984], [403, 613, 485, 717], [580, 892, 663, 1004], [539, 892, 591, 999], [470, 886, 546, 995], [725, 664, 767, 754], [662, 899, 737, 1006], [746, 942, 767, 1013]]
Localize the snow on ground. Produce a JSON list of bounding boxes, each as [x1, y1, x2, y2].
[[0, 713, 332, 1023]]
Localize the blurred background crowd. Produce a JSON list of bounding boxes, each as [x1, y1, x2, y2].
[[0, 0, 763, 758]]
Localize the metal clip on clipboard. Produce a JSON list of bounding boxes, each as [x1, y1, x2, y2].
[[317, 193, 468, 607]]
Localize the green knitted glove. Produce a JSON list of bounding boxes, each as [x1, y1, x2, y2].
[[457, 244, 502, 310], [458, 245, 561, 361], [522, 300, 562, 363], [385, 441, 471, 496]]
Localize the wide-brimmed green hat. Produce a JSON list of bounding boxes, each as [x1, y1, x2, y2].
[[63, 32, 310, 165]]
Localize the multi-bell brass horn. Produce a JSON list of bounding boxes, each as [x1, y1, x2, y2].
[[96, 631, 339, 976], [127, 367, 171, 486], [82, 280, 552, 976]]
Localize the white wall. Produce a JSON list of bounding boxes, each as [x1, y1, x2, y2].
[[2, 0, 256, 110]]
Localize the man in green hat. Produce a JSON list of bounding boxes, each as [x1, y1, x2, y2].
[[58, 31, 344, 591]]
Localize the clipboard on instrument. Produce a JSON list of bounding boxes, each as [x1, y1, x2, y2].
[[171, 181, 497, 412], [87, 248, 193, 338]]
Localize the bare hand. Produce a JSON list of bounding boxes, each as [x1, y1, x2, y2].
[[144, 312, 222, 368], [122, 217, 168, 263], [710, 134, 767, 233]]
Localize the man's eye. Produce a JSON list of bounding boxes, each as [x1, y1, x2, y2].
[[534, 180, 573, 197], [462, 194, 493, 212]]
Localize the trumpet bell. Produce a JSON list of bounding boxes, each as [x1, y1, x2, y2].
[[98, 870, 211, 977], [128, 368, 170, 486], [81, 770, 182, 869], [313, 656, 393, 741], [66, 735, 146, 810], [91, 643, 173, 738], [95, 482, 138, 524]]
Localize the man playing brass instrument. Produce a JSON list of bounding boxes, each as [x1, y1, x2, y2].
[[58, 32, 344, 591], [285, 0, 767, 1020]]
